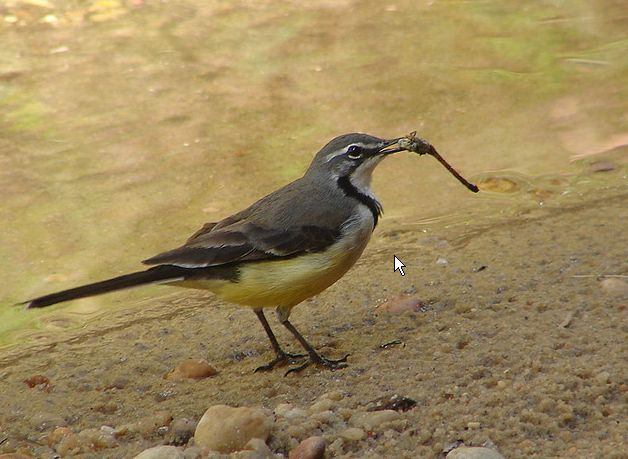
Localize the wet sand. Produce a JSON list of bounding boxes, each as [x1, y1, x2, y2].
[[0, 186, 626, 458]]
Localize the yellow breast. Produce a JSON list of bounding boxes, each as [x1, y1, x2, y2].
[[174, 210, 373, 309]]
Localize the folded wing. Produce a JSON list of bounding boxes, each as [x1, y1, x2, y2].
[[142, 220, 340, 268]]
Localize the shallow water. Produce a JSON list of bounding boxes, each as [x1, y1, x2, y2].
[[1, 0, 627, 347]]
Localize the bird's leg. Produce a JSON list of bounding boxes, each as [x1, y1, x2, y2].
[[253, 309, 305, 372], [276, 309, 348, 375]]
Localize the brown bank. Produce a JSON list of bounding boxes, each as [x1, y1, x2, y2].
[[0, 186, 626, 458]]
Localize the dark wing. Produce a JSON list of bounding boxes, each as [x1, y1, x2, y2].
[[185, 222, 218, 243], [145, 176, 352, 268], [142, 221, 340, 268]]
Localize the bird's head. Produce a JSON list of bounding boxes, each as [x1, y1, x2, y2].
[[306, 133, 407, 189]]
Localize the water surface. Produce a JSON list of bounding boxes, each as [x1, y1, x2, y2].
[[1, 0, 626, 347]]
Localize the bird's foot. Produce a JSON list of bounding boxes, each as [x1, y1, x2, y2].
[[285, 353, 349, 376], [254, 351, 306, 373]]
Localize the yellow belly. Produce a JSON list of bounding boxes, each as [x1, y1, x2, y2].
[[172, 229, 370, 309]]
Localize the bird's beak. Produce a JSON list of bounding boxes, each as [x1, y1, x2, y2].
[[377, 137, 407, 155], [379, 135, 434, 155]]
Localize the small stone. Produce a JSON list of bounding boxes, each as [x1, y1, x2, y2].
[[47, 426, 76, 447], [467, 421, 481, 429], [339, 427, 365, 441], [133, 445, 185, 459], [166, 418, 197, 446], [589, 160, 617, 172], [48, 427, 80, 456], [375, 295, 425, 314], [308, 399, 334, 414], [23, 374, 51, 389], [288, 436, 326, 459], [165, 359, 218, 380], [78, 427, 117, 449], [31, 412, 67, 431], [275, 403, 307, 420], [50, 45, 70, 54], [600, 278, 628, 297], [559, 311, 575, 328], [103, 377, 129, 390], [194, 405, 273, 453], [454, 303, 472, 314], [101, 425, 115, 435], [310, 410, 337, 424], [435, 257, 449, 266], [595, 371, 611, 384], [367, 394, 417, 412], [321, 390, 343, 401], [115, 412, 173, 438], [40, 14, 58, 24], [93, 400, 118, 414], [182, 446, 203, 459], [233, 438, 275, 458], [274, 403, 294, 417], [446, 446, 505, 459], [155, 388, 177, 402], [349, 410, 400, 429]]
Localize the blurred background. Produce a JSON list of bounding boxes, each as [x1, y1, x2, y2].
[[1, 0, 626, 346]]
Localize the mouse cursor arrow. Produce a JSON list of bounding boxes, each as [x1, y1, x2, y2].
[[393, 255, 406, 276]]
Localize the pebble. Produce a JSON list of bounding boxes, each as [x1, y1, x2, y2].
[[589, 160, 617, 172], [115, 412, 173, 438], [182, 446, 203, 459], [77, 427, 117, 449], [375, 295, 425, 314], [133, 445, 185, 459], [435, 257, 449, 266], [47, 425, 117, 455], [310, 410, 337, 424], [308, 398, 334, 414], [165, 359, 218, 380], [23, 374, 51, 389], [339, 427, 365, 441], [274, 403, 293, 417], [349, 410, 401, 429], [48, 427, 80, 455], [232, 438, 276, 458], [321, 390, 343, 401], [274, 403, 307, 420], [194, 405, 273, 453], [595, 371, 611, 384], [166, 417, 197, 446], [93, 400, 118, 414], [600, 278, 628, 297], [446, 446, 506, 459], [30, 412, 67, 431], [367, 394, 417, 412], [288, 436, 326, 459]]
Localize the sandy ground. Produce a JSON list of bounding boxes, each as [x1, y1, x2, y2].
[[0, 189, 626, 458]]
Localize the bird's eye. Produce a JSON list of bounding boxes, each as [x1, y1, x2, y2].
[[347, 145, 363, 159]]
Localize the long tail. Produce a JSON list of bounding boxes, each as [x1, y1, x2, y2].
[[25, 265, 190, 309]]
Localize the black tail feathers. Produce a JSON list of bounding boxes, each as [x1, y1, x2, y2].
[[24, 265, 189, 309]]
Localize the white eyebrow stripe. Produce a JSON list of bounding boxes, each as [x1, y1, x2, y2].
[[325, 142, 371, 162]]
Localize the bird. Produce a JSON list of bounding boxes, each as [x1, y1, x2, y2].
[[24, 133, 414, 373]]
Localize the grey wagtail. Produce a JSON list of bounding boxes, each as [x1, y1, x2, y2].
[[24, 133, 478, 373]]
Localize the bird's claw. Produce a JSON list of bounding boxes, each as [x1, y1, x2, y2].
[[284, 353, 350, 376], [254, 351, 306, 373]]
